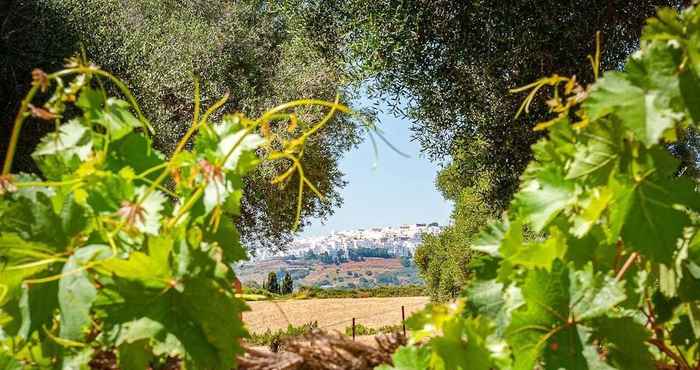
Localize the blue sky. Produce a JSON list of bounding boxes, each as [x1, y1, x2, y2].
[[299, 100, 453, 237]]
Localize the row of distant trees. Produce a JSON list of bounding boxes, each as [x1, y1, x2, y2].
[[262, 272, 294, 294], [303, 247, 402, 265]]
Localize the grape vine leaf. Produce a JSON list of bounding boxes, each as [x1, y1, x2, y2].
[[203, 176, 233, 214], [507, 228, 567, 271], [506, 262, 626, 370], [97, 98, 143, 140], [588, 317, 654, 370], [565, 123, 622, 185], [431, 316, 493, 370], [213, 122, 265, 171], [512, 163, 575, 232], [569, 187, 613, 238], [118, 340, 153, 370], [103, 277, 248, 369], [60, 194, 88, 239], [106, 133, 166, 181], [584, 72, 679, 147], [32, 120, 93, 162], [58, 244, 112, 340], [569, 266, 625, 321], [472, 218, 509, 257], [0, 234, 53, 306], [2, 191, 67, 248], [132, 187, 166, 235], [0, 353, 22, 370], [376, 346, 431, 370], [18, 280, 58, 340], [608, 172, 696, 264], [465, 279, 523, 336]]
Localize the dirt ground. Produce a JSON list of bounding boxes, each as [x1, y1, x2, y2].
[[243, 296, 428, 333]]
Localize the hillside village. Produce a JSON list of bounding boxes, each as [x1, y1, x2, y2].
[[236, 223, 442, 289], [257, 223, 442, 260]]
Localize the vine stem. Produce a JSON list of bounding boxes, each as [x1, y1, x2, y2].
[[614, 252, 638, 281], [2, 84, 40, 175], [3, 66, 151, 175], [648, 339, 691, 370], [644, 298, 692, 370]]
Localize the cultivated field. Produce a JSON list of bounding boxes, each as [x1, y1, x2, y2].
[[243, 296, 429, 333]]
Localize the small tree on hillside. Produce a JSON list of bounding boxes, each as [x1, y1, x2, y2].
[[266, 272, 279, 294], [282, 272, 294, 294]]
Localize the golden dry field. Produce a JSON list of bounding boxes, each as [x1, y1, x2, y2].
[[243, 296, 429, 333]]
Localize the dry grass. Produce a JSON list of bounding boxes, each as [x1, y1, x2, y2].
[[244, 296, 428, 333]]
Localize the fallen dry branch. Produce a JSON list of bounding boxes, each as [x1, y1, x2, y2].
[[237, 330, 407, 370]]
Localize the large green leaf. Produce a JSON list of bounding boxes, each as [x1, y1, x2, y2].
[[588, 317, 654, 370], [378, 346, 431, 370], [60, 194, 88, 239], [512, 163, 575, 232], [584, 72, 678, 147], [205, 216, 246, 265], [58, 244, 112, 340], [96, 98, 143, 140], [103, 277, 248, 369], [431, 317, 493, 370], [0, 234, 54, 306], [465, 279, 522, 336], [569, 265, 625, 321], [566, 122, 623, 185], [105, 133, 166, 182], [3, 191, 67, 247], [0, 353, 22, 370], [18, 280, 58, 340], [118, 340, 154, 370], [506, 262, 627, 370], [100, 236, 172, 289], [608, 172, 696, 264], [472, 218, 509, 257], [32, 120, 93, 164]]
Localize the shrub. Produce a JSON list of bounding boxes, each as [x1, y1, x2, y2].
[[248, 322, 319, 352]]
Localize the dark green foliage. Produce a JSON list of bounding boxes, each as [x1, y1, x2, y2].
[[0, 0, 362, 252], [347, 247, 391, 260], [288, 0, 683, 212], [266, 272, 280, 294], [414, 188, 491, 301], [282, 272, 294, 294], [384, 5, 700, 369]]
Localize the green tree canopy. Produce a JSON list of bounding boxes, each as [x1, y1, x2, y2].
[[266, 272, 280, 294], [414, 187, 491, 301], [282, 272, 294, 294], [289, 0, 685, 211], [0, 0, 363, 252]]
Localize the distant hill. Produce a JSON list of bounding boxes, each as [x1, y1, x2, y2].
[[235, 256, 423, 289]]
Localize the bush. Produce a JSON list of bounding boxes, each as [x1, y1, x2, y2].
[[292, 285, 426, 299], [344, 324, 402, 337], [248, 322, 319, 352]]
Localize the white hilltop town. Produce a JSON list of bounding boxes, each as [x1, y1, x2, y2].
[[255, 222, 443, 260]]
